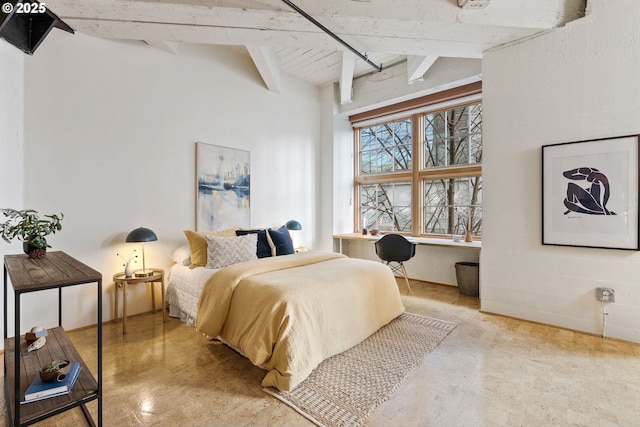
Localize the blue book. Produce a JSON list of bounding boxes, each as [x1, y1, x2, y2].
[[21, 362, 81, 403]]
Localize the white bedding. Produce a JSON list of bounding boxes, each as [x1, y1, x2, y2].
[[166, 264, 218, 325]]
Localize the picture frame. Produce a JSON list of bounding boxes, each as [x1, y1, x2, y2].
[[542, 135, 640, 250], [196, 142, 250, 231]]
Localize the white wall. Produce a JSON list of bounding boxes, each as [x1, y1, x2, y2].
[[481, 0, 640, 343], [0, 40, 24, 339], [9, 31, 321, 338]]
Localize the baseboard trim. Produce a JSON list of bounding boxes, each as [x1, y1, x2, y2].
[[479, 309, 640, 347], [396, 275, 457, 288]]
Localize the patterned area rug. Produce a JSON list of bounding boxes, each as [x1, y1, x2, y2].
[[264, 312, 456, 427]]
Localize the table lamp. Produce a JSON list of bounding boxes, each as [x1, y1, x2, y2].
[[285, 220, 302, 250], [125, 227, 157, 277], [285, 219, 302, 231]]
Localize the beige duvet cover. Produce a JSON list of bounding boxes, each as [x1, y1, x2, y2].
[[195, 251, 405, 391]]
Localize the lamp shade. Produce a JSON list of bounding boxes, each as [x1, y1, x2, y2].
[[285, 220, 302, 231], [125, 227, 158, 243]]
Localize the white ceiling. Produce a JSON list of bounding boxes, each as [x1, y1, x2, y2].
[[45, 0, 587, 100]]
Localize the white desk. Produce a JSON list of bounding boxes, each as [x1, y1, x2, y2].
[[333, 233, 481, 254]]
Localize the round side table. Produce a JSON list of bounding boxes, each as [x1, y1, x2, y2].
[[113, 269, 166, 334]]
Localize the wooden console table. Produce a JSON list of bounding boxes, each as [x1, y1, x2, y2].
[[3, 252, 102, 427]]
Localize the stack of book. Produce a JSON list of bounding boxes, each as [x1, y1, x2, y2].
[[21, 362, 81, 404]]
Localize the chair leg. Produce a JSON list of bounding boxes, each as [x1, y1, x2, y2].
[[400, 263, 413, 295]]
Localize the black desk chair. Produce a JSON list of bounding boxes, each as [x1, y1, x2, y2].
[[374, 234, 416, 295]]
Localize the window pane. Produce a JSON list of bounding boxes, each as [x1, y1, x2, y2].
[[424, 111, 446, 167], [360, 182, 412, 232], [423, 102, 482, 169], [355, 96, 482, 238], [469, 103, 483, 163], [423, 176, 483, 236], [358, 118, 412, 175], [360, 127, 376, 151], [360, 149, 372, 174]]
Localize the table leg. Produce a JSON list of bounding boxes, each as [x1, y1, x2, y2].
[[150, 280, 156, 313], [161, 275, 166, 322], [114, 282, 120, 322], [123, 281, 128, 334]]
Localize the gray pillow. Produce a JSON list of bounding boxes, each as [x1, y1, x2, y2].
[[205, 233, 258, 268]]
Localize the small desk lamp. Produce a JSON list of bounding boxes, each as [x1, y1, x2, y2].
[[285, 220, 302, 251], [285, 220, 302, 231], [126, 227, 157, 277]]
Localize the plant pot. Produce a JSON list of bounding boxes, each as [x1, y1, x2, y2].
[[40, 360, 69, 382], [23, 241, 47, 259]]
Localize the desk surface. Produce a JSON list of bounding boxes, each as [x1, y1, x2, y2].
[[333, 233, 482, 250]]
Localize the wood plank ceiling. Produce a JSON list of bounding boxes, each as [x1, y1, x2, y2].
[[44, 0, 587, 102]]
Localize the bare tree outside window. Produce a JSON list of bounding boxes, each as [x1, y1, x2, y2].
[[359, 118, 413, 232], [360, 119, 412, 174], [355, 99, 482, 237], [423, 104, 483, 236], [424, 177, 483, 235], [361, 182, 412, 231]]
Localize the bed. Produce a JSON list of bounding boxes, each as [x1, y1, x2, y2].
[[166, 249, 405, 391]]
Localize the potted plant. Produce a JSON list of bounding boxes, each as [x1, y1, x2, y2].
[[40, 359, 70, 382], [0, 209, 64, 258]]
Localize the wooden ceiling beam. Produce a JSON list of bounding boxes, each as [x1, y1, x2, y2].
[[46, 0, 567, 49], [407, 55, 439, 83], [246, 45, 282, 94], [339, 51, 355, 104], [61, 18, 493, 58], [48, 0, 583, 30]]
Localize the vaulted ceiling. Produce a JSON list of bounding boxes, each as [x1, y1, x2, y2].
[[45, 0, 587, 102]]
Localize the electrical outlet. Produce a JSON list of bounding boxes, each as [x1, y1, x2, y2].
[[596, 287, 615, 303]]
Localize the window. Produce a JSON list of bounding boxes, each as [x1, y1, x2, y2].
[[359, 119, 412, 174], [353, 83, 482, 238], [361, 182, 412, 232]]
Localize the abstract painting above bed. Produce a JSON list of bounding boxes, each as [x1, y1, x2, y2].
[[194, 251, 405, 391], [196, 142, 250, 231]]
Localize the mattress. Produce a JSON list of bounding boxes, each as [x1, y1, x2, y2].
[[166, 263, 218, 325]]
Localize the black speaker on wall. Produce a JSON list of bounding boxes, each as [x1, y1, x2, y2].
[[0, 0, 73, 55]]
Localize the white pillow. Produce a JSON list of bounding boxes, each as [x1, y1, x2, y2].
[[170, 244, 191, 266], [205, 234, 258, 268]]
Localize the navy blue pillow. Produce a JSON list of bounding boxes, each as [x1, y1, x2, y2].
[[268, 226, 295, 256], [235, 229, 272, 258]]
